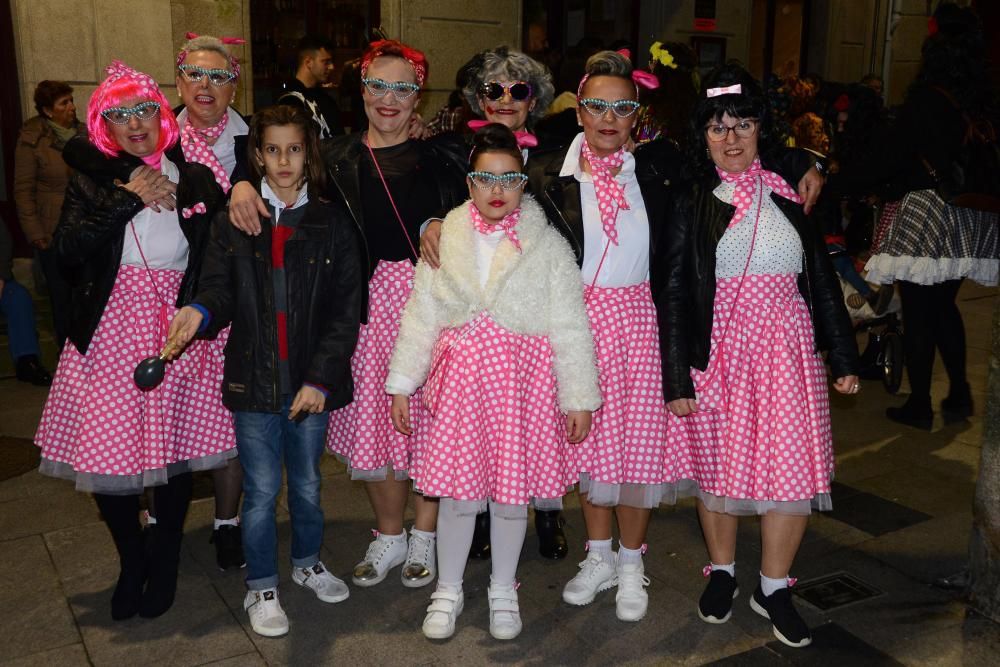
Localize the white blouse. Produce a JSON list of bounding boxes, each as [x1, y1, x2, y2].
[[714, 180, 803, 278], [120, 157, 189, 271], [559, 133, 650, 288], [475, 225, 506, 288], [176, 106, 250, 178]]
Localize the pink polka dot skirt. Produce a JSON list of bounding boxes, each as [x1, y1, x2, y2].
[[409, 315, 569, 505], [673, 273, 834, 515], [35, 264, 236, 494], [566, 282, 692, 508], [326, 260, 428, 479]]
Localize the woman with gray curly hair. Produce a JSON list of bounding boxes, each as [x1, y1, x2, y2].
[[462, 46, 555, 140]]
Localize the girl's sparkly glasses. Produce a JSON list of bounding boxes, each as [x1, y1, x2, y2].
[[578, 98, 641, 118], [362, 77, 420, 100], [467, 171, 529, 190], [100, 101, 161, 124]]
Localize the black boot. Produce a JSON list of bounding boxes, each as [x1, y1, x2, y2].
[[94, 493, 146, 621], [140, 473, 192, 618], [15, 355, 52, 386], [535, 510, 568, 560], [886, 397, 933, 431], [941, 382, 974, 424], [469, 511, 491, 559]]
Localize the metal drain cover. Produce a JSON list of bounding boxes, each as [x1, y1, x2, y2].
[[793, 571, 884, 611]]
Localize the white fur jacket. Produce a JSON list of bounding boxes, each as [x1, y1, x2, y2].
[[386, 196, 601, 413]]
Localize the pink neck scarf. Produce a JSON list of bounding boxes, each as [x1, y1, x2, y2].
[[181, 112, 232, 193], [581, 139, 629, 245], [470, 201, 522, 252], [466, 120, 538, 149], [716, 158, 802, 228]]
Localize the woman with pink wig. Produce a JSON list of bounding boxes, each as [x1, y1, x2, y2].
[[34, 61, 237, 621]]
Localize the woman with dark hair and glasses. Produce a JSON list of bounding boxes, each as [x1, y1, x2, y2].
[[34, 61, 236, 621], [228, 39, 468, 593], [63, 33, 252, 572], [657, 64, 858, 647]]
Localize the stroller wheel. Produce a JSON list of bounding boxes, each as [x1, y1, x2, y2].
[[880, 331, 904, 394]]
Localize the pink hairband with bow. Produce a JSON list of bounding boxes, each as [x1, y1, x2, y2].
[[576, 48, 659, 98], [706, 84, 742, 98], [176, 32, 246, 78]]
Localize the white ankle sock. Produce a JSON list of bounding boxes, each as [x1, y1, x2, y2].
[[380, 531, 406, 542], [489, 503, 527, 586], [711, 561, 735, 577], [436, 499, 476, 589], [760, 573, 788, 597], [617, 542, 644, 567], [587, 538, 613, 561], [411, 527, 436, 540], [143, 511, 157, 526], [214, 517, 239, 530]]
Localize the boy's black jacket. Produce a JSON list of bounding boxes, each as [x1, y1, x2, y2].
[[195, 197, 363, 413]]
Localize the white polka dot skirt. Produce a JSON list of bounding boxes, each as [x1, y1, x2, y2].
[[408, 315, 568, 506], [326, 260, 427, 480], [35, 264, 236, 494], [675, 273, 834, 515], [566, 282, 692, 508]]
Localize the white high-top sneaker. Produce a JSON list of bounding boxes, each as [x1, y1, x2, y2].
[[401, 528, 437, 588], [352, 531, 408, 587], [562, 550, 617, 605]]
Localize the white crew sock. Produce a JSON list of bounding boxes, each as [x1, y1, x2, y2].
[[380, 531, 407, 542], [617, 542, 644, 567], [410, 527, 436, 540], [760, 572, 788, 597], [587, 538, 614, 562], [489, 503, 527, 587], [214, 516, 239, 530], [435, 498, 476, 590], [711, 561, 736, 577]]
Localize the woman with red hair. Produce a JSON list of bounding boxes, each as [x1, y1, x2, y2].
[[34, 61, 236, 621], [229, 40, 468, 592]]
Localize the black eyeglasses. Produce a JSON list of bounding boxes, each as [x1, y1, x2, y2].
[[480, 81, 533, 102]]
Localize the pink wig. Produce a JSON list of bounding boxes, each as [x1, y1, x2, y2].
[[87, 60, 179, 158]]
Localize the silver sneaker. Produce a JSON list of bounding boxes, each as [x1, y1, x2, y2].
[[402, 529, 437, 588], [352, 531, 408, 587]]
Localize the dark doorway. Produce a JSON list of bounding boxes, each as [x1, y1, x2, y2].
[[0, 0, 24, 254]]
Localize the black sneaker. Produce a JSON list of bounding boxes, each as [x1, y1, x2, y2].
[[534, 510, 568, 560], [750, 585, 812, 648], [15, 355, 52, 386], [697, 570, 739, 623], [210, 524, 245, 571], [469, 511, 491, 560]]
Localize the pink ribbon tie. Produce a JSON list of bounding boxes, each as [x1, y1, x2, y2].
[[182, 202, 207, 219], [717, 158, 802, 228], [702, 564, 713, 578], [581, 140, 629, 245], [470, 202, 522, 252], [181, 114, 233, 193], [631, 70, 660, 90]]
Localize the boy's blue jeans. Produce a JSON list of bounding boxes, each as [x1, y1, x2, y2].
[[0, 280, 41, 362], [234, 398, 327, 590]]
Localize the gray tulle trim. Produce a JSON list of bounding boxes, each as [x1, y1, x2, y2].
[[577, 473, 687, 508], [693, 487, 833, 516], [333, 454, 410, 481], [38, 449, 237, 496], [439, 498, 530, 519]]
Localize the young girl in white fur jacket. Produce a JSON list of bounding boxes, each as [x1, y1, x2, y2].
[[386, 124, 601, 642]]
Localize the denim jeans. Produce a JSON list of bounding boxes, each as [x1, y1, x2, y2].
[[235, 398, 327, 590], [0, 279, 41, 362]]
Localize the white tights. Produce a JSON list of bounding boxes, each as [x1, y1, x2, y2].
[[436, 498, 527, 590]]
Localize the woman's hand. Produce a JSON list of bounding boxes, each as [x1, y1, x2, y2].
[[229, 181, 270, 236], [566, 411, 592, 443], [797, 166, 824, 215], [122, 166, 176, 210], [667, 398, 698, 417], [163, 306, 204, 360], [390, 394, 413, 435], [833, 375, 860, 395], [408, 113, 429, 140], [419, 219, 444, 269], [289, 385, 326, 421]]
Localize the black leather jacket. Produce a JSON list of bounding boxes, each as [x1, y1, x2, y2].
[[55, 162, 225, 354], [194, 197, 363, 413], [656, 173, 859, 402]]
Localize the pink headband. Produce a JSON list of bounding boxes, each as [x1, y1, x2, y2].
[[706, 84, 742, 98], [176, 32, 246, 78], [576, 48, 659, 98]]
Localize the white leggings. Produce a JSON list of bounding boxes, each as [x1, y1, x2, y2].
[[436, 498, 527, 588]]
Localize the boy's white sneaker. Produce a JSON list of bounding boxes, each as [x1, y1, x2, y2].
[[352, 532, 408, 586], [422, 587, 464, 640], [244, 588, 289, 638], [615, 562, 650, 622], [488, 583, 522, 640], [292, 561, 350, 603], [562, 550, 617, 605]]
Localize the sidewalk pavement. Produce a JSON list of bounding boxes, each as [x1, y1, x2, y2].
[[1, 283, 998, 666]]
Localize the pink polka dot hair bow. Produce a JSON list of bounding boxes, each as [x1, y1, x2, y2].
[[103, 60, 157, 94], [467, 120, 538, 149], [182, 202, 207, 219]]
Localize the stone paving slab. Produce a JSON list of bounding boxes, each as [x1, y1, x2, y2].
[[3, 643, 90, 667]]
